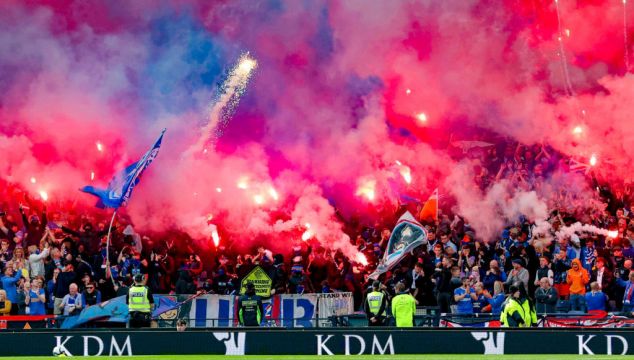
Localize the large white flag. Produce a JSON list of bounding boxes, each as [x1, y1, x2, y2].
[[369, 211, 428, 279]]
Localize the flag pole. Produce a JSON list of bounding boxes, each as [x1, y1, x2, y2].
[[436, 188, 440, 225], [106, 209, 118, 286]]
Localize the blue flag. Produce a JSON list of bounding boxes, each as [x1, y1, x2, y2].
[[82, 129, 166, 209], [60, 294, 182, 329]]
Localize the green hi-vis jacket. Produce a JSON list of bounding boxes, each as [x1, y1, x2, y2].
[[500, 297, 537, 327]]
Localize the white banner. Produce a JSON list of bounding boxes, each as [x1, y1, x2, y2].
[[317, 292, 354, 327], [188, 295, 237, 328], [278, 293, 319, 327], [186, 294, 330, 328]]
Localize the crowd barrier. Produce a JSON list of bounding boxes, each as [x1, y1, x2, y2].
[[334, 310, 634, 328], [0, 315, 53, 330], [46, 292, 354, 329], [3, 328, 634, 356], [180, 292, 354, 328]]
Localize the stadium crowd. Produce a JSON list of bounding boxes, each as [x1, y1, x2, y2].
[[0, 139, 631, 320]]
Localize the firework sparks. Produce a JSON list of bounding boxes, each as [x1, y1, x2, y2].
[[401, 167, 412, 184], [237, 57, 257, 75], [589, 154, 598, 166], [208, 220, 220, 247], [268, 187, 279, 201], [416, 112, 428, 123], [625, 0, 630, 71], [211, 229, 220, 247], [554, 0, 574, 96], [355, 253, 368, 265], [356, 179, 376, 202], [189, 53, 258, 154], [394, 160, 412, 184], [39, 190, 48, 202], [237, 178, 249, 189]]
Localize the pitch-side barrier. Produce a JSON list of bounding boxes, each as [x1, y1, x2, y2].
[[2, 327, 634, 356]]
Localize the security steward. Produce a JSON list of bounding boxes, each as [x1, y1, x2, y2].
[[127, 274, 155, 328], [238, 282, 264, 327], [364, 280, 388, 326], [500, 284, 537, 327], [391, 282, 416, 327]]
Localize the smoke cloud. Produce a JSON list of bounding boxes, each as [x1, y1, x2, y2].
[[0, 1, 630, 257]]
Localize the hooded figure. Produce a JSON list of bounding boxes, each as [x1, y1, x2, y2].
[[567, 259, 590, 295], [174, 270, 195, 294], [270, 254, 287, 294], [20, 206, 47, 247], [567, 258, 590, 312]]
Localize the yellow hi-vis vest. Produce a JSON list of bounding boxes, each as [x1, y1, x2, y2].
[[367, 291, 384, 315], [500, 298, 536, 327], [128, 286, 151, 313]]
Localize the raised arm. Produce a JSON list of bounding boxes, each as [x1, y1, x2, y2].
[[10, 269, 22, 284], [19, 206, 28, 229], [31, 245, 50, 262], [0, 217, 8, 236], [41, 206, 47, 228], [61, 226, 79, 237]]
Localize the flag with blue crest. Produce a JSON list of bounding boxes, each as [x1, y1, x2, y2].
[[81, 129, 166, 209], [369, 211, 428, 280]]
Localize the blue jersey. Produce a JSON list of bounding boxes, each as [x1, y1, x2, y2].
[[472, 293, 488, 313], [454, 287, 474, 314], [28, 289, 46, 315]]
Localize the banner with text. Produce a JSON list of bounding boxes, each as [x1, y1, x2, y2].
[[317, 292, 354, 327], [185, 293, 348, 328], [11, 328, 634, 356]]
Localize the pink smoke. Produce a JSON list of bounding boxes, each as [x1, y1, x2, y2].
[[0, 0, 631, 257]]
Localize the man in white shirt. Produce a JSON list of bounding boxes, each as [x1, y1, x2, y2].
[[27, 242, 50, 280], [59, 283, 83, 316]]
